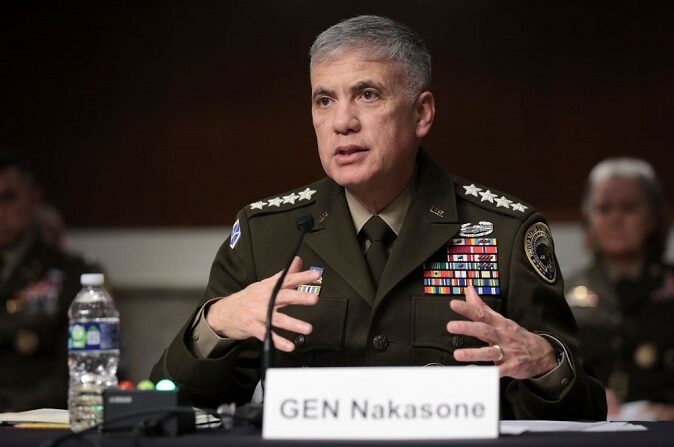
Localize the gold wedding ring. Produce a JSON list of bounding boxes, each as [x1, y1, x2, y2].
[[493, 344, 504, 363]]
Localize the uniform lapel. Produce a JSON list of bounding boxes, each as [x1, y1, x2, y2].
[[374, 151, 461, 307], [304, 180, 376, 305]]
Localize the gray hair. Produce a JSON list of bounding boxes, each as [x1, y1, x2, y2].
[[582, 157, 670, 260], [309, 15, 431, 99]]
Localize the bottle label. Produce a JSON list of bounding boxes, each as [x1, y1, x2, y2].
[[68, 322, 119, 351]]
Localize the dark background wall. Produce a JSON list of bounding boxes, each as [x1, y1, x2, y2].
[[2, 0, 673, 227]]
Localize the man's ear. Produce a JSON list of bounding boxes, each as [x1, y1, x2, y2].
[[415, 91, 435, 139]]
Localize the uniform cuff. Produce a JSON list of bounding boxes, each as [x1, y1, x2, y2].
[[526, 333, 575, 400], [187, 298, 237, 359]]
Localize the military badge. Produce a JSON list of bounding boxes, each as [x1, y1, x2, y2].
[[429, 207, 445, 218], [10, 269, 64, 316], [423, 238, 500, 295], [566, 285, 599, 307], [524, 222, 557, 283], [230, 219, 241, 249], [634, 343, 658, 370], [297, 266, 324, 295], [14, 329, 39, 356], [458, 221, 493, 237], [250, 187, 317, 211], [317, 211, 330, 224]]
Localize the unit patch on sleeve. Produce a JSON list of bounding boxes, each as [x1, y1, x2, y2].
[[423, 237, 500, 295], [229, 219, 241, 249], [524, 222, 557, 283]]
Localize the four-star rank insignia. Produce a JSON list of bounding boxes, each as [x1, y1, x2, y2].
[[524, 222, 557, 283], [423, 237, 500, 296], [249, 187, 317, 211]]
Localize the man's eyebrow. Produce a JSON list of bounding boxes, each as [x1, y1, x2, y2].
[[352, 79, 385, 92], [311, 87, 333, 101]]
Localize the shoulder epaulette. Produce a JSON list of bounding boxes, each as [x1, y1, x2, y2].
[[454, 178, 535, 218], [246, 186, 318, 217]]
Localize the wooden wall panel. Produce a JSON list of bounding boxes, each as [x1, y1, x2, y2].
[[2, 1, 672, 226]]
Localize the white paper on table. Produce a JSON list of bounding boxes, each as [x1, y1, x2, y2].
[[0, 408, 69, 425], [1, 407, 218, 429], [500, 420, 647, 434]]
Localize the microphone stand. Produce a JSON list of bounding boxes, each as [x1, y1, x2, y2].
[[219, 213, 314, 428]]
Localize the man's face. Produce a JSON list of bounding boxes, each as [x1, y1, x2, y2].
[[310, 52, 431, 196], [0, 167, 37, 250]]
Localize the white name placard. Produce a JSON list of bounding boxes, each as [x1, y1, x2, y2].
[[262, 366, 499, 440]]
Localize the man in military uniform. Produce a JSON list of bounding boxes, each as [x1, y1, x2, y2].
[[566, 158, 674, 420], [0, 151, 95, 411], [152, 15, 606, 420]]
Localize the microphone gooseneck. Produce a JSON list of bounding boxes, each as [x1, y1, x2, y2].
[[261, 213, 315, 389]]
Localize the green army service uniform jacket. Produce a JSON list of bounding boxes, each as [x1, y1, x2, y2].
[[0, 237, 94, 411], [566, 261, 674, 404], [152, 151, 606, 420]]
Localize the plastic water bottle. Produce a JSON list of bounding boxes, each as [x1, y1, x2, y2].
[[68, 273, 119, 432]]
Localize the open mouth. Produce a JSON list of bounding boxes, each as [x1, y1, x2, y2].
[[335, 145, 368, 157]]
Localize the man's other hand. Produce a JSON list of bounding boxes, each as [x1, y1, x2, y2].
[[447, 285, 558, 379]]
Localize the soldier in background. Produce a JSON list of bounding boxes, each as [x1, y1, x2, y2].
[[0, 150, 97, 411], [566, 158, 674, 420]]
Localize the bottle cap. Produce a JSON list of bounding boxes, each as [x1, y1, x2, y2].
[[81, 273, 104, 286]]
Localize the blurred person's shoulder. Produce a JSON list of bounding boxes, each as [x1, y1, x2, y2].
[[30, 237, 101, 279]]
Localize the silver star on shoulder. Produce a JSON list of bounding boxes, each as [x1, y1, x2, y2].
[[495, 195, 513, 208], [282, 193, 300, 204], [298, 187, 317, 201], [250, 201, 266, 210], [267, 197, 284, 207], [479, 190, 497, 203], [511, 202, 528, 212], [463, 183, 482, 197]]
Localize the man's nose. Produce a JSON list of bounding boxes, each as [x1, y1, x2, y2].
[[332, 101, 360, 134]]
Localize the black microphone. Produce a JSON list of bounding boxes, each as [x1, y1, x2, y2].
[[219, 214, 314, 429], [261, 213, 315, 387]]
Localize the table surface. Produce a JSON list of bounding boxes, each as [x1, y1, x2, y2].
[[3, 422, 674, 447]]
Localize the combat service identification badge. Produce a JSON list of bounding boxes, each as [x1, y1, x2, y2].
[[524, 222, 557, 283], [459, 221, 493, 237]]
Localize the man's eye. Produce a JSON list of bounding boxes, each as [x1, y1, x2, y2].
[[316, 97, 332, 107], [361, 90, 378, 101]]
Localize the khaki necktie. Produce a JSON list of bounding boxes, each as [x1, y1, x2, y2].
[[360, 216, 396, 288]]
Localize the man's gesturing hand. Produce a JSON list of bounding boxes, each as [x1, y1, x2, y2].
[[205, 256, 321, 352], [447, 285, 558, 379]]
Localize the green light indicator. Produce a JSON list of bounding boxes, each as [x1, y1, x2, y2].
[[155, 379, 176, 392], [137, 380, 155, 391]]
